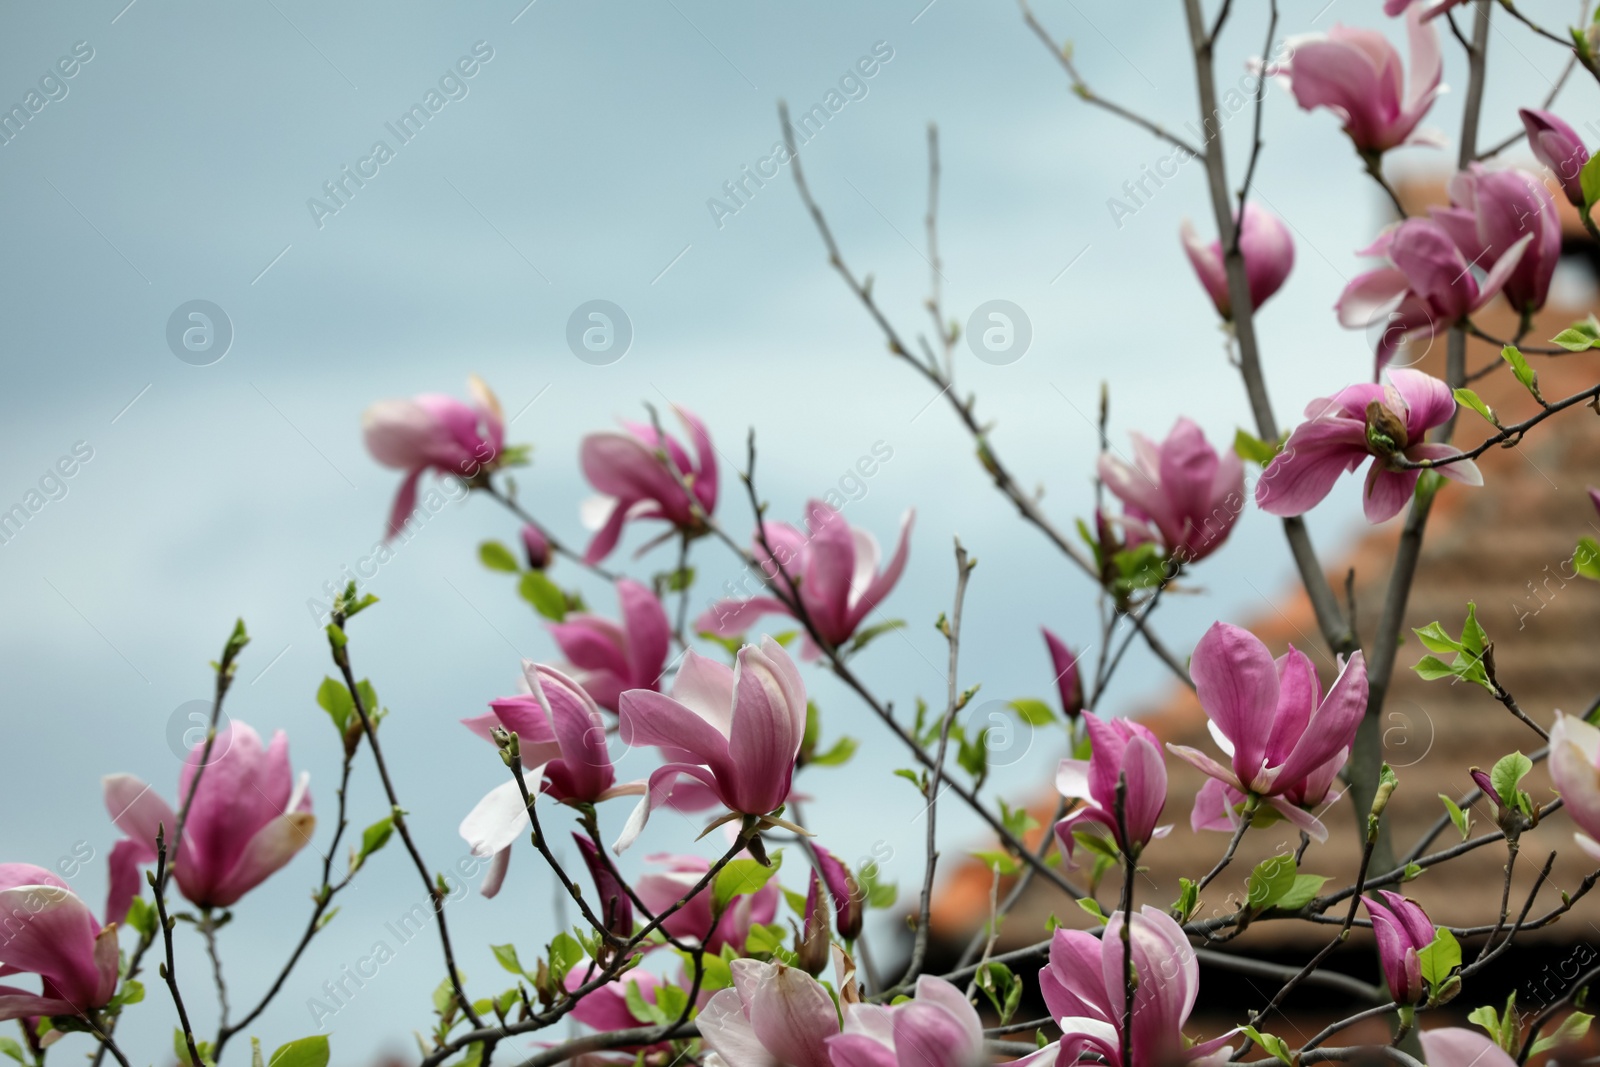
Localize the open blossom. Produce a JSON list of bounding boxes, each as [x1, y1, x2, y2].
[[1099, 419, 1243, 565], [580, 407, 717, 563], [1363, 891, 1434, 1004], [635, 852, 780, 953], [827, 976, 985, 1067], [1278, 6, 1442, 154], [1337, 218, 1530, 372], [458, 663, 644, 897], [695, 500, 914, 656], [104, 723, 314, 923], [550, 578, 671, 712], [1549, 711, 1600, 861], [1168, 623, 1367, 842], [614, 639, 805, 852], [1053, 712, 1170, 863], [1383, 0, 1469, 17], [1024, 906, 1231, 1067], [1433, 165, 1559, 314], [1042, 629, 1083, 720], [363, 375, 503, 540], [1179, 204, 1295, 320], [1419, 1029, 1517, 1067], [1256, 369, 1482, 524], [0, 864, 118, 1021], [698, 959, 839, 1067], [1521, 108, 1590, 207]]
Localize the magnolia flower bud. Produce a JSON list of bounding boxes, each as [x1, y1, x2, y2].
[[521, 524, 551, 570]]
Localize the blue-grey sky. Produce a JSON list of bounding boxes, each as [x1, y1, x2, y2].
[[0, 0, 1589, 1062]]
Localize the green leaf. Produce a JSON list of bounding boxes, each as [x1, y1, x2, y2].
[[808, 736, 858, 767], [267, 1036, 329, 1067], [1245, 854, 1297, 912], [848, 618, 906, 654], [1171, 878, 1200, 922], [624, 978, 667, 1024], [1581, 152, 1600, 209], [1452, 388, 1499, 426], [518, 571, 568, 621], [1233, 428, 1282, 467], [653, 982, 689, 1022], [316, 677, 354, 733], [1468, 1003, 1507, 1049], [1460, 602, 1488, 657], [478, 541, 520, 573], [1076, 898, 1107, 923], [1500, 346, 1540, 399], [970, 850, 1019, 876], [660, 566, 696, 593], [548, 932, 585, 978], [1418, 927, 1462, 991], [1439, 794, 1471, 840], [975, 961, 1022, 1026], [1403, 862, 1424, 882], [0, 1039, 21, 1065], [490, 944, 527, 980], [1273, 874, 1329, 912], [1530, 1011, 1592, 1055], [125, 896, 157, 939], [1551, 327, 1600, 352], [1072, 830, 1120, 861], [108, 978, 145, 1011], [1413, 655, 1458, 681], [1412, 621, 1461, 655], [713, 854, 782, 912], [1008, 697, 1055, 726], [1242, 1027, 1293, 1066], [858, 861, 898, 909], [1575, 537, 1600, 581], [743, 921, 790, 958], [352, 816, 394, 873], [1491, 752, 1532, 807]]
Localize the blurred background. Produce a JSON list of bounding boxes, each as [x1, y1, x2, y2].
[[0, 0, 1594, 1062]]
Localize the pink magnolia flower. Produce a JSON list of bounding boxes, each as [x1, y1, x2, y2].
[[695, 500, 914, 657], [698, 959, 839, 1067], [1022, 907, 1232, 1067], [614, 639, 806, 852], [634, 852, 779, 954], [1279, 6, 1442, 154], [1042, 629, 1083, 720], [1548, 711, 1600, 861], [1167, 623, 1367, 842], [1179, 204, 1295, 320], [0, 865, 118, 1021], [1363, 891, 1434, 1004], [103, 722, 314, 923], [1098, 419, 1244, 565], [1336, 218, 1530, 372], [1521, 108, 1590, 207], [562, 965, 677, 1055], [580, 407, 718, 563], [458, 663, 644, 898], [363, 375, 504, 540], [1433, 165, 1560, 315], [827, 975, 985, 1067], [1419, 1029, 1517, 1067], [1383, 0, 1470, 18], [549, 578, 671, 712], [1053, 712, 1170, 863], [1255, 369, 1482, 524]]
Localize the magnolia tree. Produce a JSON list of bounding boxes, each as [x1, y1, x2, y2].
[[11, 2, 1600, 1067]]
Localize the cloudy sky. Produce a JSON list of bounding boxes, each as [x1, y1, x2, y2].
[[0, 0, 1590, 1062]]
